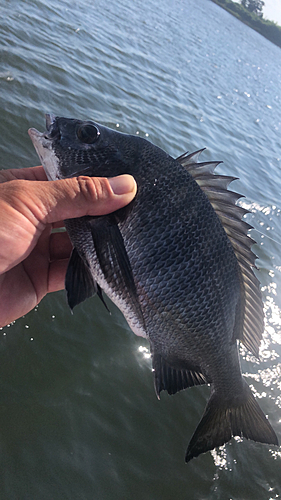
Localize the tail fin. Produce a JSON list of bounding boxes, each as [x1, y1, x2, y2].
[[185, 381, 278, 463]]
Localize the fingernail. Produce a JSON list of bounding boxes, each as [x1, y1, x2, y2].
[[109, 175, 136, 195]]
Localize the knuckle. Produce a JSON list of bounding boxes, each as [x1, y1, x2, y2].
[[0, 179, 47, 227], [0, 179, 24, 203], [76, 176, 110, 204]]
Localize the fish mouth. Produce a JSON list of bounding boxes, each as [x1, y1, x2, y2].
[[28, 113, 61, 181], [45, 113, 56, 132], [44, 113, 61, 141], [28, 113, 58, 145]]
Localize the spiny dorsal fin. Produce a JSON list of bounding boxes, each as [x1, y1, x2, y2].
[[176, 150, 264, 358]]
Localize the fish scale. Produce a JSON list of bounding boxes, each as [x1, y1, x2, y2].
[[28, 114, 278, 462]]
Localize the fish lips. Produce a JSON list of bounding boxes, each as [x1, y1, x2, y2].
[[28, 113, 61, 181], [45, 113, 56, 131], [28, 113, 58, 144]]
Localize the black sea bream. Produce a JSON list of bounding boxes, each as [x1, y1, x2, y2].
[[28, 114, 278, 462]]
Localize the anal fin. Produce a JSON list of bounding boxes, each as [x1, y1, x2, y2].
[[152, 353, 209, 399]]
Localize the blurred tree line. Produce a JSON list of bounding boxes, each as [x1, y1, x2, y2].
[[210, 0, 281, 48], [241, 0, 264, 16]]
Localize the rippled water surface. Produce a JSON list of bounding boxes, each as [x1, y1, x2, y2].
[[1, 0, 281, 498]]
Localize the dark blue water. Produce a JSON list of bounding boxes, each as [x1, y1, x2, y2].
[[1, 0, 281, 498]]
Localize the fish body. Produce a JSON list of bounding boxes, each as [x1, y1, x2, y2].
[[28, 115, 278, 461]]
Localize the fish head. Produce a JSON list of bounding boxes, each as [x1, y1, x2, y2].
[[28, 114, 141, 181]]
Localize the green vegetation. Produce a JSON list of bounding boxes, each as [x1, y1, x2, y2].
[[241, 0, 264, 16], [211, 0, 281, 48]]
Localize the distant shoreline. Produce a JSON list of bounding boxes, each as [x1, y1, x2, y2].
[[210, 0, 281, 49]]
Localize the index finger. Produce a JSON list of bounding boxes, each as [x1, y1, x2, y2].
[[0, 166, 47, 183]]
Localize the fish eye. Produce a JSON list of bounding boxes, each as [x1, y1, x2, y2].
[[76, 123, 100, 144]]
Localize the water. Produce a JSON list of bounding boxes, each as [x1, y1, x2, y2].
[[1, 0, 281, 498]]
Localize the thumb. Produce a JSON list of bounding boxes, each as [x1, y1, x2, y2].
[[43, 175, 137, 223], [9, 174, 137, 225]]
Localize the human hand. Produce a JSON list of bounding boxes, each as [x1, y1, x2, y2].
[[0, 166, 137, 327]]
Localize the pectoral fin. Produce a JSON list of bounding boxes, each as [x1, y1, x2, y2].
[[90, 216, 145, 330]]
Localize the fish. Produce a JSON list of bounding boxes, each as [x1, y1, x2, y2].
[[28, 114, 278, 462]]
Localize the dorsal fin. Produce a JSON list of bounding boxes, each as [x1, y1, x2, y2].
[[176, 150, 264, 358]]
